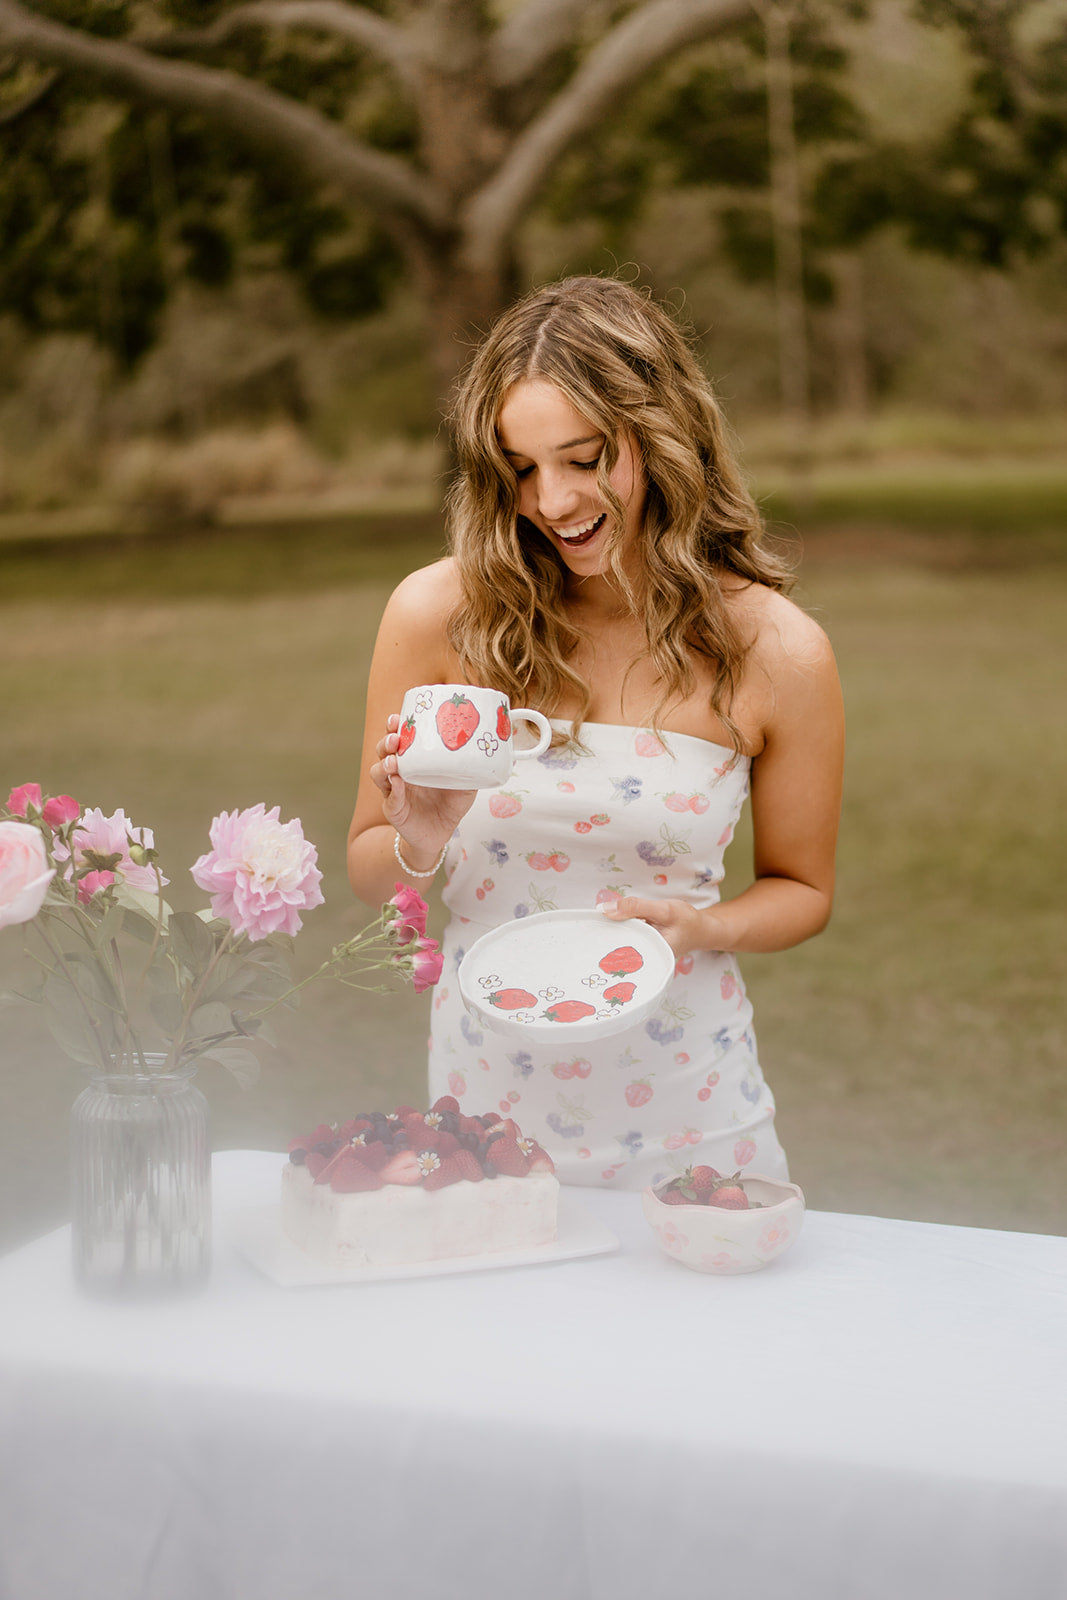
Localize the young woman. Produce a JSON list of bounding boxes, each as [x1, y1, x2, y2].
[[347, 276, 844, 1188]]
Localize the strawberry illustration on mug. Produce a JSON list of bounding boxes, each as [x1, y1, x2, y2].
[[436, 693, 480, 750], [396, 684, 551, 790]]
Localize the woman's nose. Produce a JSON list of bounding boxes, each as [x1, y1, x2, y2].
[[535, 469, 578, 523]]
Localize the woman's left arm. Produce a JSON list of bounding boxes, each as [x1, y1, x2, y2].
[[603, 603, 845, 958]]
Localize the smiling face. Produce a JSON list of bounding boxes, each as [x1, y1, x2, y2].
[[496, 379, 646, 583]]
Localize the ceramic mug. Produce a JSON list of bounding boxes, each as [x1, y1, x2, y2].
[[395, 684, 552, 790]]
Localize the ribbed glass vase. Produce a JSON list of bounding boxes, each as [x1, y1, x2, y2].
[[70, 1056, 211, 1297]]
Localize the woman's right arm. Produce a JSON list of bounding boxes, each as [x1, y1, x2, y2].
[[346, 560, 476, 910]]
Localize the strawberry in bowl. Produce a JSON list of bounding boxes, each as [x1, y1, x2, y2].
[[641, 1167, 804, 1274]]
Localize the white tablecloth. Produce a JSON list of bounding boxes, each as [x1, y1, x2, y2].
[[0, 1151, 1065, 1600]]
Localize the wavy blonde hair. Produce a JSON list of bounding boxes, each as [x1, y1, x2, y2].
[[445, 275, 792, 751]]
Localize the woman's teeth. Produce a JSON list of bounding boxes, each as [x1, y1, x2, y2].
[[557, 513, 606, 546]]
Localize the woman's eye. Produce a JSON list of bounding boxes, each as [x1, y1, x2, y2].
[[575, 457, 601, 472]]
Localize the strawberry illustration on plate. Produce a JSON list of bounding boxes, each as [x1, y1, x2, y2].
[[397, 715, 417, 755], [496, 703, 512, 740], [543, 999, 597, 1024], [488, 987, 538, 1010], [436, 692, 480, 750], [603, 981, 636, 1007], [599, 945, 645, 978]]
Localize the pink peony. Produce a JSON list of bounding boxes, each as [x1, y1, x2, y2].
[[0, 821, 55, 930], [42, 795, 80, 828], [387, 882, 428, 945], [54, 807, 166, 902], [6, 783, 43, 818], [191, 804, 324, 941]]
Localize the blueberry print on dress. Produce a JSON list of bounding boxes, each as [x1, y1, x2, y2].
[[429, 719, 788, 1190], [610, 775, 643, 804], [459, 1013, 483, 1048]]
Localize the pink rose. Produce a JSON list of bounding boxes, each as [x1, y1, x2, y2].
[[191, 803, 324, 941], [77, 870, 118, 901], [0, 821, 55, 929], [6, 783, 43, 818], [388, 882, 428, 944], [404, 935, 443, 993], [42, 795, 80, 828], [54, 807, 166, 902]]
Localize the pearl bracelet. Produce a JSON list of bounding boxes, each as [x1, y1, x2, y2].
[[393, 832, 448, 879]]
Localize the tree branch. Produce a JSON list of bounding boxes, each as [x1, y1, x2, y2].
[[146, 2, 418, 95], [0, 0, 447, 229], [488, 0, 600, 88], [0, 61, 58, 121], [463, 0, 751, 268]]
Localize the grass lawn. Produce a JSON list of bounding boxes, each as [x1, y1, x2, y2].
[[1, 515, 1064, 1248]]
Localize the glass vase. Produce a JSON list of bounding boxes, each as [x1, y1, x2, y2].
[[70, 1056, 211, 1297]]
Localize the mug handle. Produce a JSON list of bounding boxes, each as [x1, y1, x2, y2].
[[511, 708, 552, 760]]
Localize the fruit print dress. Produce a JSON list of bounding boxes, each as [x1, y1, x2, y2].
[[427, 721, 789, 1191]]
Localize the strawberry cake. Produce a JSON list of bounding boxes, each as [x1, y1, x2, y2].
[[281, 1096, 559, 1269]]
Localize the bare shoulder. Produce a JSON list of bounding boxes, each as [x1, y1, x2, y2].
[[724, 580, 835, 676], [719, 580, 840, 751], [384, 557, 463, 628], [373, 557, 463, 681]]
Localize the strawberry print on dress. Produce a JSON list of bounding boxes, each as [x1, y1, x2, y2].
[[429, 720, 788, 1190]]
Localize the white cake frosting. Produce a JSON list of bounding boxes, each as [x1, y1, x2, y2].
[[281, 1160, 560, 1269]]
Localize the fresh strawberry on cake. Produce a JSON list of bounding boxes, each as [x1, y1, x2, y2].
[[281, 1097, 558, 1268]]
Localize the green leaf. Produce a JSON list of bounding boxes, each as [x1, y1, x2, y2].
[[122, 908, 167, 944], [150, 993, 185, 1034], [249, 1016, 277, 1048], [245, 967, 295, 1001], [200, 1046, 260, 1087], [90, 904, 126, 945], [44, 960, 115, 1016], [189, 1000, 236, 1039], [168, 910, 217, 970], [198, 953, 261, 1003], [114, 881, 171, 927], [44, 1006, 110, 1068]]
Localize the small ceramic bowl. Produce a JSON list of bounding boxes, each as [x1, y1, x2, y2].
[[641, 1173, 805, 1275]]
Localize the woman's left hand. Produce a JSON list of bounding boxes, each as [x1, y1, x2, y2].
[[599, 896, 721, 960]]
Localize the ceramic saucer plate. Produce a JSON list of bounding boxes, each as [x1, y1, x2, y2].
[[458, 908, 675, 1043]]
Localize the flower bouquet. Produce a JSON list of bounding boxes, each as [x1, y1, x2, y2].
[[1, 781, 443, 1295], [1, 781, 442, 1078]]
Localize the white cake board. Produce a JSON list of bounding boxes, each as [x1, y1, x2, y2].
[[227, 1191, 620, 1288]]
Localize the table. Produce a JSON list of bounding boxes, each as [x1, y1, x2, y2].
[[1, 1151, 1065, 1600]]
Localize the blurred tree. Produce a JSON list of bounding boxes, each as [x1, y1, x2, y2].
[[0, 0, 796, 400], [2, 0, 1062, 421], [814, 0, 1067, 268], [542, 0, 1067, 415], [545, 0, 866, 418]]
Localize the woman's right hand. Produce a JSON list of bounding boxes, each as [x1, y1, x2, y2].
[[370, 714, 477, 860]]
